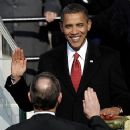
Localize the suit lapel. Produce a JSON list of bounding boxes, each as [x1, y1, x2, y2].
[[56, 45, 76, 95], [63, 53, 76, 95], [77, 42, 101, 95], [56, 43, 101, 96]]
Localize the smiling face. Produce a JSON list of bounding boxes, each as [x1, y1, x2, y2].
[[60, 12, 91, 51]]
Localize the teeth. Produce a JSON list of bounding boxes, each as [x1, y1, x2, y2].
[[71, 37, 80, 40]]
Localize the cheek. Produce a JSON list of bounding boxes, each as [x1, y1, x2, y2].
[[81, 28, 89, 35], [64, 30, 71, 37]]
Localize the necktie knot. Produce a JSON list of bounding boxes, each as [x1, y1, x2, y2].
[[74, 52, 79, 60]]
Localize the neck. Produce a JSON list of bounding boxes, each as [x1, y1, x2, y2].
[[34, 108, 56, 113]]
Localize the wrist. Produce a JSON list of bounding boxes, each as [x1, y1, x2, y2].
[[89, 115, 101, 121], [10, 75, 21, 84], [88, 113, 100, 119]]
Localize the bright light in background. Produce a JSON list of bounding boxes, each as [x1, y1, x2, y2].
[[83, 0, 88, 3]]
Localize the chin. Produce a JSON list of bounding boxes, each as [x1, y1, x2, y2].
[[72, 46, 80, 51]]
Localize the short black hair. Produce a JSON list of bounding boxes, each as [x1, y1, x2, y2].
[[30, 72, 61, 110], [61, 3, 89, 22]]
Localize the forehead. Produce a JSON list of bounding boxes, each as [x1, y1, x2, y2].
[[62, 12, 87, 24]]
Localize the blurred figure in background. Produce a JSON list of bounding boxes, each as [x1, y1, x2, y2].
[[0, 0, 50, 85], [43, 0, 66, 48]]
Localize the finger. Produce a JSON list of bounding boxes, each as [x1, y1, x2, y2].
[[23, 58, 27, 67], [19, 48, 23, 60], [93, 91, 99, 104], [84, 90, 89, 101], [12, 48, 19, 61], [87, 87, 94, 100], [101, 108, 111, 116], [87, 87, 93, 91], [83, 100, 85, 110], [20, 49, 25, 60], [12, 49, 16, 62], [88, 88, 98, 102]]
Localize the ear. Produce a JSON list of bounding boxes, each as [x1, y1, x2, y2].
[[87, 19, 92, 31], [59, 22, 64, 33], [28, 92, 31, 102], [58, 92, 62, 104]]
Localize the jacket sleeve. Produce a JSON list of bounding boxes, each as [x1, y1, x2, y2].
[[5, 76, 33, 112], [89, 116, 111, 130], [109, 52, 130, 115]]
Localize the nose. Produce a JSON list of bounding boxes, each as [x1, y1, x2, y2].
[[71, 26, 78, 34]]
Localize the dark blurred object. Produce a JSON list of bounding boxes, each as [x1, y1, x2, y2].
[[90, 0, 130, 91]]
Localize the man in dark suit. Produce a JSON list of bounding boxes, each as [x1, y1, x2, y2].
[[5, 72, 110, 130], [44, 0, 130, 91], [43, 0, 66, 48], [5, 3, 130, 124]]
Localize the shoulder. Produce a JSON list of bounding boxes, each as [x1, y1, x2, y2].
[[99, 45, 120, 56], [40, 44, 66, 59], [54, 117, 87, 130], [5, 122, 24, 130], [97, 46, 121, 65], [5, 117, 38, 130], [88, 42, 120, 60]]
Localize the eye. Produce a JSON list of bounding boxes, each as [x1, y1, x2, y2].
[[77, 23, 84, 27], [65, 24, 72, 29]]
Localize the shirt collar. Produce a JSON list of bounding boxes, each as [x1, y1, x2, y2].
[[67, 39, 88, 61], [33, 111, 55, 116]]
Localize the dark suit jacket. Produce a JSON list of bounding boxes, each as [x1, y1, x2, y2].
[[5, 42, 130, 124], [6, 114, 110, 130]]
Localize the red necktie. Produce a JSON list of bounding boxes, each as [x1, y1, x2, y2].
[[71, 52, 81, 92]]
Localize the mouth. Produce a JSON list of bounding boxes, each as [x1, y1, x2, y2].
[[70, 36, 80, 42]]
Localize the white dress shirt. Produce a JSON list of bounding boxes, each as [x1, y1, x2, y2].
[[67, 39, 88, 75]]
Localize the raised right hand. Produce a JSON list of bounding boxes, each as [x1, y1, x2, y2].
[[83, 87, 100, 119], [11, 48, 27, 83]]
